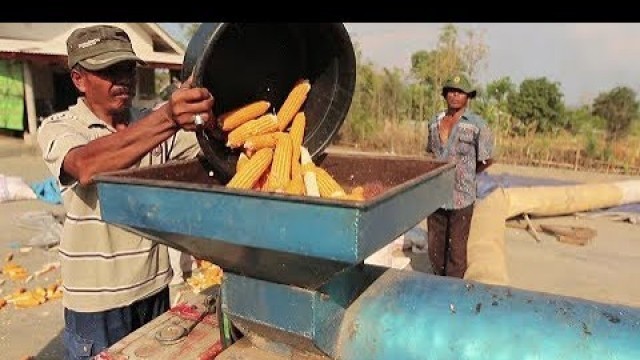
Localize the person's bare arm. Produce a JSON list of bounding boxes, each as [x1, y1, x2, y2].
[[64, 86, 214, 185], [475, 117, 494, 174]]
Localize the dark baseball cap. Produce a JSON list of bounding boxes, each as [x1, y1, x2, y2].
[[66, 25, 145, 70]]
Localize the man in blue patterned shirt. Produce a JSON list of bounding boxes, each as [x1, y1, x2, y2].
[[425, 75, 494, 278]]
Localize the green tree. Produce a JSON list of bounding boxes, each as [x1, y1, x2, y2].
[[485, 77, 515, 104], [564, 105, 605, 135], [343, 44, 379, 142], [591, 86, 639, 141], [406, 82, 429, 122], [473, 77, 515, 131], [506, 77, 565, 135], [380, 67, 409, 122]]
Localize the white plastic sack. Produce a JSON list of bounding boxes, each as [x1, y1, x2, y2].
[[14, 211, 62, 248], [404, 226, 428, 253], [364, 235, 411, 269], [169, 247, 197, 285], [0, 174, 37, 203]]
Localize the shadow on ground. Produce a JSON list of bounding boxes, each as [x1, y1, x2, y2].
[[404, 249, 433, 274], [36, 331, 65, 360]]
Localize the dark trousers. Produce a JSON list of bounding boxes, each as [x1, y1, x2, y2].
[[63, 287, 170, 359], [427, 204, 474, 278]]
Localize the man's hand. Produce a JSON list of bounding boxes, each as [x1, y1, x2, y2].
[[476, 159, 493, 173], [163, 75, 215, 132]]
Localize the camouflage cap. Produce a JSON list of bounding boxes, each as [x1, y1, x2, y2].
[[442, 75, 476, 99], [66, 25, 145, 70]]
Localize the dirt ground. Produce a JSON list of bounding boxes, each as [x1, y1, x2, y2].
[[487, 162, 640, 308], [0, 136, 639, 359]]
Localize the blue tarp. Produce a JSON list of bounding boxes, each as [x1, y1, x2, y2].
[[31, 177, 62, 205]]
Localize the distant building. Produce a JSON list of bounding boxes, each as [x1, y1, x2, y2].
[[0, 23, 185, 143]]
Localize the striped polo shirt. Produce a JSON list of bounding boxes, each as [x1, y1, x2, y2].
[[37, 98, 200, 312]]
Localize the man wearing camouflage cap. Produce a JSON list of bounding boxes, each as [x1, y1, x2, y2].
[[37, 24, 215, 358], [425, 75, 494, 278]]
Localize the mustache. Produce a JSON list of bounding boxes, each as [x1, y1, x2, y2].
[[112, 86, 132, 96]]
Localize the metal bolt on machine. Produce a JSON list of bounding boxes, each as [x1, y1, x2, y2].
[[95, 23, 640, 359]]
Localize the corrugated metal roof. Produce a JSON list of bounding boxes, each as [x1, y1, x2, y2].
[[0, 23, 185, 68]]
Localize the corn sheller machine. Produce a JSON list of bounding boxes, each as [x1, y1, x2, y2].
[[95, 23, 640, 359]]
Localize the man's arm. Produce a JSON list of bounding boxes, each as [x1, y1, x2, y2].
[[425, 116, 436, 155], [475, 118, 494, 174], [63, 107, 177, 185], [64, 87, 213, 185]]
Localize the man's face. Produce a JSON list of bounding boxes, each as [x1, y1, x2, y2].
[[72, 61, 137, 115], [444, 88, 469, 110]]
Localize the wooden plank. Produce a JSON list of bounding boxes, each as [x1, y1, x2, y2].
[[97, 301, 222, 360]]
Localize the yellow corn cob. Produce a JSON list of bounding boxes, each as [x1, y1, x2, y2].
[[335, 186, 365, 201], [14, 296, 41, 308], [300, 146, 320, 197], [6, 291, 36, 303], [236, 152, 250, 172], [32, 290, 47, 304], [291, 160, 302, 179], [265, 134, 293, 192], [314, 167, 346, 198], [33, 287, 47, 297], [45, 283, 59, 299], [289, 112, 305, 176], [48, 287, 63, 300], [244, 132, 286, 151], [277, 79, 311, 131], [285, 137, 305, 195], [226, 114, 279, 148], [336, 193, 365, 201], [220, 100, 271, 131], [226, 148, 274, 189], [351, 186, 364, 198], [285, 173, 305, 195], [4, 287, 26, 302]]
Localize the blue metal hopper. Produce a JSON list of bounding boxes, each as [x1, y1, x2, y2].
[[95, 152, 454, 289], [95, 151, 640, 359]]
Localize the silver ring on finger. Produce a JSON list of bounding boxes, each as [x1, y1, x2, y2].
[[193, 113, 204, 126]]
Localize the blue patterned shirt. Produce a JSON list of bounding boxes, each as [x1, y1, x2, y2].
[[426, 109, 493, 209]]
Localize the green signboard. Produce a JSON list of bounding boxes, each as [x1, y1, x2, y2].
[[0, 60, 24, 131]]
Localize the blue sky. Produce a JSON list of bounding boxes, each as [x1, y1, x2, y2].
[[160, 23, 640, 107]]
